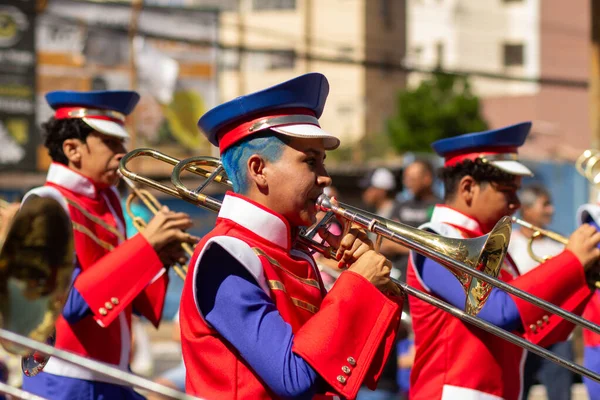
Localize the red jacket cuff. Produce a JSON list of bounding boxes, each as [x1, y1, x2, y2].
[[292, 271, 402, 399], [511, 250, 593, 346], [74, 234, 164, 327]]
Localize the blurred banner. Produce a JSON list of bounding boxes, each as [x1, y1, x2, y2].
[[0, 0, 37, 171], [36, 0, 219, 174]]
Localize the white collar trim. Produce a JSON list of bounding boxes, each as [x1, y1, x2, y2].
[[218, 193, 290, 250], [46, 163, 97, 198], [430, 205, 481, 233]]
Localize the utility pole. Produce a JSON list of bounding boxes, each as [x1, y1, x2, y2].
[[304, 0, 312, 73]]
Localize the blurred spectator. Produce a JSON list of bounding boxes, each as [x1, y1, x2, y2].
[[361, 167, 398, 219], [383, 160, 440, 282], [509, 183, 573, 400], [357, 171, 400, 400]]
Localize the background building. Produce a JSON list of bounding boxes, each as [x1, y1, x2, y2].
[[218, 0, 407, 151], [407, 0, 589, 162]]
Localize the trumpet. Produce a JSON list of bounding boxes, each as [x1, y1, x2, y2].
[[511, 217, 600, 289], [120, 176, 191, 280], [511, 217, 568, 263], [119, 148, 600, 383]]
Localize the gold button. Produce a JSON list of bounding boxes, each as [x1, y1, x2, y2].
[[111, 298, 119, 305], [537, 320, 543, 327], [529, 324, 537, 332], [99, 308, 108, 316], [342, 366, 351, 374], [543, 315, 549, 322], [347, 357, 356, 366], [337, 375, 347, 384], [105, 302, 113, 310]]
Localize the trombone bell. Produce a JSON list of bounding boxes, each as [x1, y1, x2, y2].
[[316, 195, 512, 316]]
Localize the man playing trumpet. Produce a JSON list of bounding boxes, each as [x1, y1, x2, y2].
[[407, 122, 600, 400], [21, 90, 198, 399], [179, 73, 403, 399]]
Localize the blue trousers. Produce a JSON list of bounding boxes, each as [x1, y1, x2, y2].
[[23, 371, 146, 400]]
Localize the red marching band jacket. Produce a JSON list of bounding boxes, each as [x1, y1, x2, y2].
[[180, 192, 402, 399], [23, 163, 167, 381], [407, 205, 593, 400]]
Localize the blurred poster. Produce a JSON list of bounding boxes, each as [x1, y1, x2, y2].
[[36, 0, 219, 174], [0, 0, 37, 171]]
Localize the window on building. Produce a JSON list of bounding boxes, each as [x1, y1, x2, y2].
[[267, 50, 296, 69], [219, 49, 240, 71], [337, 46, 353, 61], [503, 43, 524, 67], [252, 0, 296, 11], [435, 41, 444, 68]]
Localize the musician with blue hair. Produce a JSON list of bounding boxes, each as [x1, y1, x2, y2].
[[179, 73, 404, 399]]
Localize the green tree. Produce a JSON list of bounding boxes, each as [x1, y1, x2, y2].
[[386, 72, 488, 153]]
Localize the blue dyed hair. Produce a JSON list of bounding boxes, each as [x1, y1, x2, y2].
[[221, 132, 289, 194]]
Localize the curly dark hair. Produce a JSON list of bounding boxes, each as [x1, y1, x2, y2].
[[42, 118, 95, 165], [440, 158, 516, 201]]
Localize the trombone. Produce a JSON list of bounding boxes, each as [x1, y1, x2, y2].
[[120, 176, 191, 280], [120, 148, 600, 383]]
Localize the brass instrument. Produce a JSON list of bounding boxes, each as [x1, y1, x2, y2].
[[0, 198, 199, 399], [576, 149, 600, 184], [511, 217, 568, 263], [124, 148, 509, 316], [120, 148, 600, 383], [510, 217, 600, 289], [0, 197, 73, 362], [120, 176, 191, 280]]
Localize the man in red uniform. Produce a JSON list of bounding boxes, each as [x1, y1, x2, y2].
[[179, 73, 403, 399], [406, 122, 600, 400], [21, 90, 198, 399]]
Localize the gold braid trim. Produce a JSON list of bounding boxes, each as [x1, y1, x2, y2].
[[253, 248, 320, 289], [65, 198, 125, 242], [72, 222, 115, 251], [268, 280, 319, 314]]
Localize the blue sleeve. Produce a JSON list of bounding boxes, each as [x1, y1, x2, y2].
[[196, 245, 321, 399], [62, 267, 91, 324], [416, 254, 523, 331]]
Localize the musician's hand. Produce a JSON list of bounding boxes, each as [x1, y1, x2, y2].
[[142, 206, 199, 252], [347, 250, 399, 294], [157, 241, 189, 267], [565, 224, 600, 271], [319, 224, 373, 268]]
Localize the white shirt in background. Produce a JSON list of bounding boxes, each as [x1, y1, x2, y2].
[[509, 229, 565, 275]]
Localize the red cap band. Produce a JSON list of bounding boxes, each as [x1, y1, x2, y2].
[[444, 147, 518, 167], [217, 108, 317, 153], [54, 107, 126, 125]]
